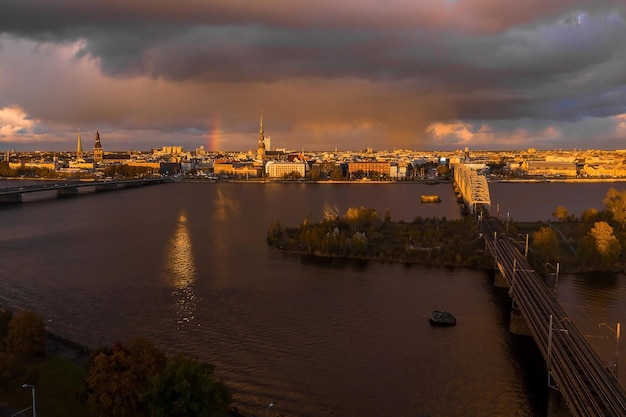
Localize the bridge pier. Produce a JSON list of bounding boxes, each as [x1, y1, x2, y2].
[[509, 308, 532, 336], [95, 183, 119, 192], [547, 389, 573, 417], [493, 270, 508, 288], [0, 193, 23, 204], [57, 187, 80, 197]]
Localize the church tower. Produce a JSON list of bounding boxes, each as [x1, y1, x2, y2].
[[93, 130, 103, 164], [76, 129, 84, 161], [257, 113, 266, 160]]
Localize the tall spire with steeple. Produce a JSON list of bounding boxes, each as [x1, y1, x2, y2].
[[76, 128, 83, 161], [93, 129, 103, 164], [257, 111, 266, 160]]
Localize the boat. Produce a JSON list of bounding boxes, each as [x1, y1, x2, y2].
[[429, 310, 456, 326], [420, 195, 441, 203]]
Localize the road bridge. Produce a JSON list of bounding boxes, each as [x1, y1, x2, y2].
[[479, 209, 626, 416], [0, 178, 164, 205]]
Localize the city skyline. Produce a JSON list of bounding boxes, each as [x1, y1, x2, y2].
[[1, 1, 626, 152]]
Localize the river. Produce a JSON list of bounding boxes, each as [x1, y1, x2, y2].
[[0, 180, 625, 417]]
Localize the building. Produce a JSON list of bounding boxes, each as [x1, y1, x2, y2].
[[93, 130, 103, 164], [266, 161, 307, 178], [76, 129, 84, 162], [581, 163, 626, 178], [257, 113, 266, 161], [160, 146, 184, 155], [347, 161, 391, 179], [214, 161, 260, 178], [520, 160, 577, 177]]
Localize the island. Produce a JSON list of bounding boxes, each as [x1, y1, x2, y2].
[[267, 186, 626, 274]]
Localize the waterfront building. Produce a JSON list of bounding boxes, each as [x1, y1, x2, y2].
[[347, 161, 391, 179], [214, 161, 260, 178], [266, 161, 307, 178], [93, 130, 103, 164], [520, 160, 577, 177], [581, 162, 626, 178]]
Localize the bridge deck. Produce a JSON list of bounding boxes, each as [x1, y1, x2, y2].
[[480, 212, 626, 416]]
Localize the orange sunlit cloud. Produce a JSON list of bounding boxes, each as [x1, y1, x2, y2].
[[0, 105, 39, 141]]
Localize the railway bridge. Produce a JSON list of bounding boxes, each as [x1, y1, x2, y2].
[[452, 163, 491, 213], [454, 164, 626, 416]]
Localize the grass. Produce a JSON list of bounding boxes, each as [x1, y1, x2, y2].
[[1, 355, 88, 417]]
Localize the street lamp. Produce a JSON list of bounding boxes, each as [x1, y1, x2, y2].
[[11, 384, 35, 417], [599, 322, 621, 378], [547, 314, 570, 390], [545, 262, 560, 295]]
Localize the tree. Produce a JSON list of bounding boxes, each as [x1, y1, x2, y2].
[[0, 309, 13, 352], [581, 208, 599, 223], [603, 188, 626, 227], [83, 338, 167, 417], [532, 227, 559, 263], [384, 208, 391, 223], [330, 166, 344, 181], [436, 165, 451, 178], [142, 354, 232, 417], [552, 206, 569, 222], [267, 220, 283, 246], [344, 206, 380, 231], [7, 311, 46, 356], [588, 221, 621, 267], [309, 166, 321, 181]]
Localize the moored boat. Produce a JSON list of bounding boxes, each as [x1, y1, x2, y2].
[[429, 310, 456, 326], [421, 195, 441, 203]]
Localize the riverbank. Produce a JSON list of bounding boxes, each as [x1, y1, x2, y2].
[[184, 176, 626, 185], [490, 177, 626, 183]]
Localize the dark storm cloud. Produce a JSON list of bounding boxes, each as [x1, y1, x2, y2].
[[2, 0, 626, 150]]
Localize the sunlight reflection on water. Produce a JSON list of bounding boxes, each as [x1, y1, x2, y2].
[[163, 211, 197, 329]]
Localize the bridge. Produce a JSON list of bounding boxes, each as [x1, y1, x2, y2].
[[452, 163, 491, 213], [453, 164, 626, 416], [482, 216, 626, 416], [0, 178, 164, 204]]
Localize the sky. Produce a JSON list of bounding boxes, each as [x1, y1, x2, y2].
[[1, 0, 626, 152]]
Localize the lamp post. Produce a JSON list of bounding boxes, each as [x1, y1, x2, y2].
[[517, 234, 529, 258], [547, 315, 570, 390], [599, 322, 620, 378], [265, 402, 275, 417], [11, 384, 35, 417], [508, 259, 517, 298], [545, 262, 560, 295]]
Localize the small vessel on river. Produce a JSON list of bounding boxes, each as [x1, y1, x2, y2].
[[429, 310, 457, 326], [421, 195, 441, 203]]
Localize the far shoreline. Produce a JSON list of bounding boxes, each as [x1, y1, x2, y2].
[[189, 177, 626, 184]]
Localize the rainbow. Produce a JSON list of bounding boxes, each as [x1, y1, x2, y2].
[[207, 117, 221, 151]]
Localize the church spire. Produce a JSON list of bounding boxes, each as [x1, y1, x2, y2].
[[257, 111, 266, 160], [259, 111, 264, 138], [93, 129, 103, 164], [77, 128, 83, 161]]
